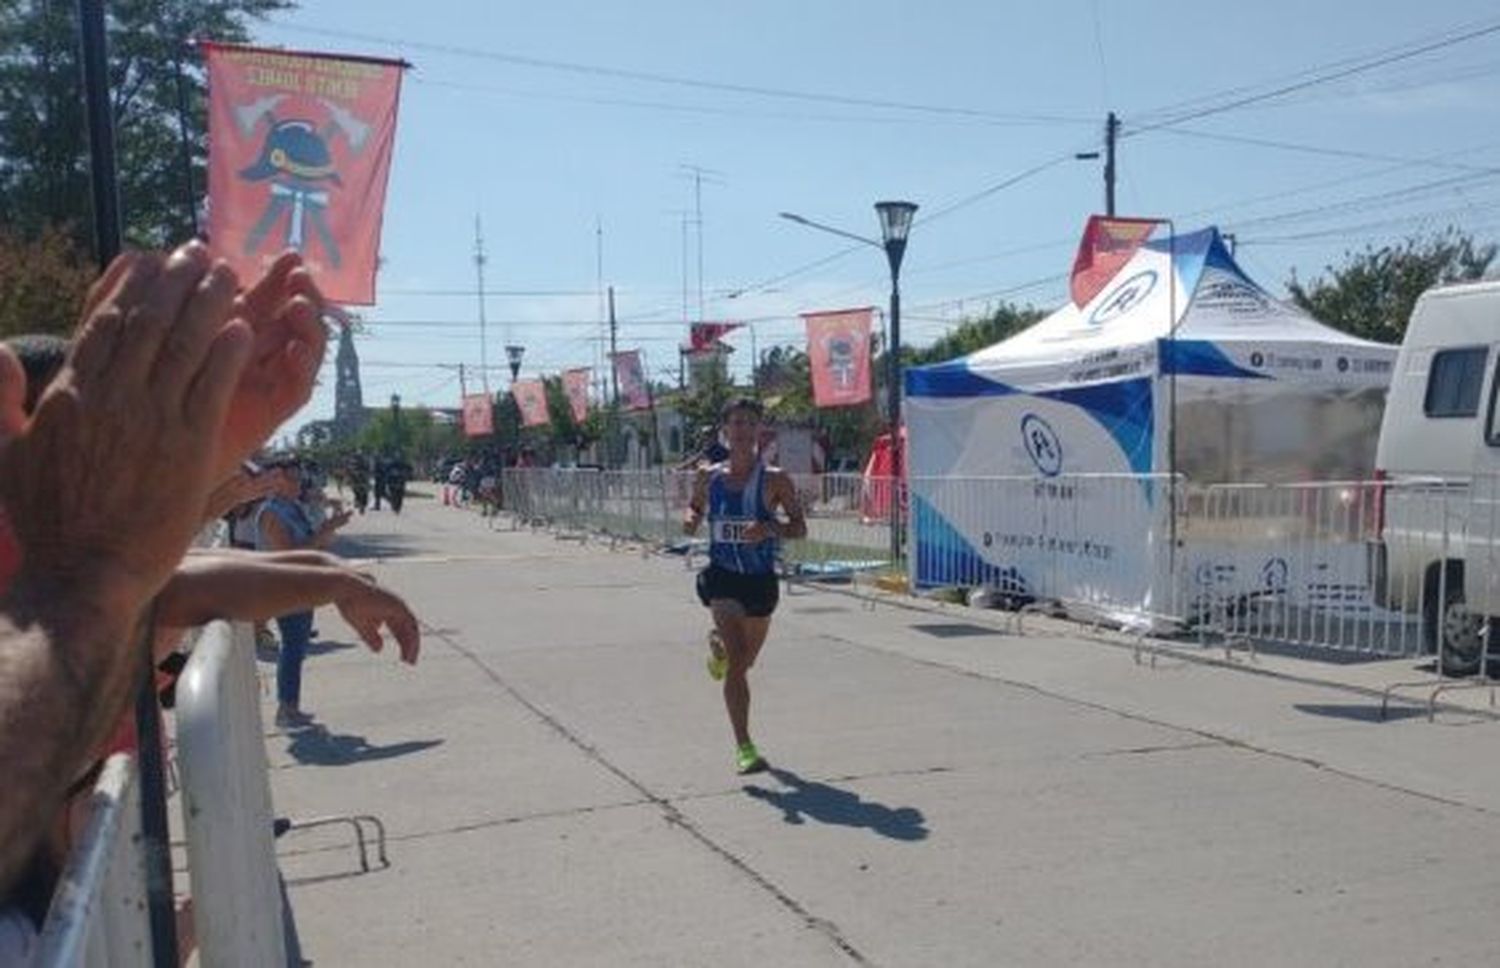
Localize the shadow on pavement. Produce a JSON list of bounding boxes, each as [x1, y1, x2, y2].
[[331, 533, 426, 560], [255, 639, 358, 663], [742, 767, 929, 841], [1292, 702, 1428, 723], [284, 725, 443, 767], [305, 637, 358, 658], [1237, 639, 1399, 666]]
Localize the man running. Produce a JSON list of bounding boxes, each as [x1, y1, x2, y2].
[[684, 397, 807, 774]]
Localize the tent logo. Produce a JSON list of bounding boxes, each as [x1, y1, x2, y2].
[[1090, 270, 1158, 325], [1021, 414, 1063, 477], [1262, 557, 1289, 593]]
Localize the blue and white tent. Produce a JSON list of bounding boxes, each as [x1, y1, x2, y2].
[[904, 224, 1396, 622]]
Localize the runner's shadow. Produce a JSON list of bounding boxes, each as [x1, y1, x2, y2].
[[742, 767, 929, 842], [284, 725, 442, 767]]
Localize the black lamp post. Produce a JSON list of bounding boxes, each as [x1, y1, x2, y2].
[[779, 199, 918, 566], [874, 201, 917, 566]]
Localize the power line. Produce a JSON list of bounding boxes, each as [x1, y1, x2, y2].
[[1127, 18, 1500, 135], [1224, 171, 1500, 233], [275, 22, 1095, 125], [1166, 138, 1500, 224], [1149, 126, 1500, 175], [1240, 198, 1500, 245], [723, 147, 1084, 308], [414, 74, 1062, 129], [917, 152, 1081, 226]]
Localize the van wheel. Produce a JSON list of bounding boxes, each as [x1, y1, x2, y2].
[[1425, 571, 1486, 677]]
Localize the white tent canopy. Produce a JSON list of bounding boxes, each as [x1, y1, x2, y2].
[[904, 222, 1397, 621]]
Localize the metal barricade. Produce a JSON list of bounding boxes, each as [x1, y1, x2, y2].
[[501, 467, 906, 582], [174, 620, 289, 966], [774, 472, 900, 594], [34, 754, 153, 968], [908, 473, 1180, 631], [1181, 480, 1420, 657]]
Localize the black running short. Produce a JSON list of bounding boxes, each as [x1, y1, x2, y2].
[[696, 565, 780, 618]]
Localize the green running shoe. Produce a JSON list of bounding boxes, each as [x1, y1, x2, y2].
[[706, 629, 728, 681], [736, 742, 768, 775]]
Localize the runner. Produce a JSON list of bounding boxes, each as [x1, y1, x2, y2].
[[683, 397, 807, 774]]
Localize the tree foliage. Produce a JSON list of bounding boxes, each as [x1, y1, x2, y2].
[[1287, 228, 1497, 344], [0, 226, 95, 338], [675, 356, 734, 437], [0, 0, 292, 254], [904, 304, 1045, 367], [356, 407, 461, 467]]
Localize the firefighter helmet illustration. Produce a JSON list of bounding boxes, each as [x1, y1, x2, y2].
[[235, 96, 372, 268], [825, 332, 857, 389]]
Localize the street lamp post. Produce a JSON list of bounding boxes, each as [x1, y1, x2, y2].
[[779, 200, 918, 568], [874, 201, 917, 568]]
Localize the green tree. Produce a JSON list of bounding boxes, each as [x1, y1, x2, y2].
[[0, 0, 292, 254], [676, 357, 735, 439], [357, 407, 461, 468], [1288, 228, 1497, 344], [0, 226, 95, 338], [905, 303, 1044, 366]]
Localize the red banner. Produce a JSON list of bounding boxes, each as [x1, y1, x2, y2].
[[1069, 215, 1160, 308], [685, 322, 742, 355], [512, 379, 550, 428], [804, 308, 874, 408], [562, 368, 591, 424], [461, 393, 492, 437], [611, 351, 650, 411], [205, 43, 404, 305]]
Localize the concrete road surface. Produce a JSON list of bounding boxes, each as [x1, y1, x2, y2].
[[262, 492, 1500, 967]]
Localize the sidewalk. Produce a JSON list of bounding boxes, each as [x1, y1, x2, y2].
[[263, 495, 1500, 966]]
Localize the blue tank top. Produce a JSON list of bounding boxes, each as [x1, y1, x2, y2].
[[255, 497, 315, 550], [707, 462, 778, 575]]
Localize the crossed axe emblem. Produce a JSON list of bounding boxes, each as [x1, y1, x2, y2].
[[234, 94, 372, 268]]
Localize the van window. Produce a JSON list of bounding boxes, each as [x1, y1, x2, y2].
[[1424, 347, 1488, 417], [1488, 358, 1500, 445]]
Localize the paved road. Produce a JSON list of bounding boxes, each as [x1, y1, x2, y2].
[[264, 492, 1500, 967]]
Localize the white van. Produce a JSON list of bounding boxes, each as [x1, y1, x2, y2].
[[1372, 278, 1500, 675]]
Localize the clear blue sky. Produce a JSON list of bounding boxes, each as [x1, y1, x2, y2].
[[249, 0, 1500, 436]]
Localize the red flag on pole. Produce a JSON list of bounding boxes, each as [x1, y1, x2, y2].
[[804, 307, 874, 408], [685, 322, 742, 355], [461, 394, 492, 437], [562, 368, 591, 423], [611, 351, 650, 411], [512, 379, 550, 428], [1069, 215, 1160, 308], [204, 43, 404, 305]]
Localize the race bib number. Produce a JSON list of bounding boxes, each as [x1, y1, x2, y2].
[[713, 518, 754, 544]]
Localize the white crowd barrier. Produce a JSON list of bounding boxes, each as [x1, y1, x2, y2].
[[500, 467, 1500, 674], [174, 620, 289, 966], [502, 468, 906, 579], [33, 755, 152, 968], [38, 619, 291, 967]]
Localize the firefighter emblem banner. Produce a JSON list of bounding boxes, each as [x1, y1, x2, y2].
[[205, 43, 404, 304]]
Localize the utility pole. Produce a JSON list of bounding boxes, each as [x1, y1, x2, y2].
[[678, 164, 724, 324], [1104, 110, 1119, 217], [694, 171, 704, 324], [1077, 112, 1120, 216], [474, 215, 490, 394], [596, 216, 605, 398], [608, 286, 619, 405], [608, 285, 619, 467]]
